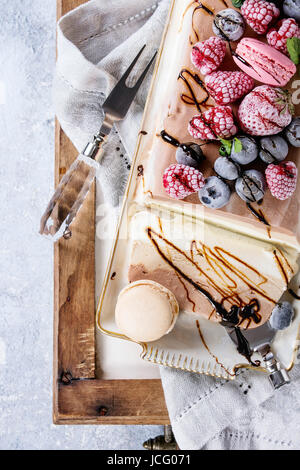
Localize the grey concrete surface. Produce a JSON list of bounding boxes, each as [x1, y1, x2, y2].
[[0, 0, 163, 450]]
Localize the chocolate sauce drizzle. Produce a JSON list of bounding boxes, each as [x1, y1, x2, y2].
[[243, 176, 262, 203], [233, 327, 255, 366], [160, 130, 181, 148], [273, 249, 300, 300], [289, 289, 300, 300], [227, 41, 259, 72], [246, 203, 270, 228], [146, 228, 268, 364], [147, 228, 230, 318], [273, 249, 289, 286], [178, 69, 210, 113], [238, 299, 261, 329], [274, 250, 300, 304], [137, 165, 144, 176], [260, 144, 281, 163], [147, 228, 271, 322], [239, 174, 267, 221], [160, 129, 206, 163]]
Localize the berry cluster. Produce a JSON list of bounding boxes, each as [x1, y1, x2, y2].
[[161, 0, 299, 206], [214, 132, 298, 203]]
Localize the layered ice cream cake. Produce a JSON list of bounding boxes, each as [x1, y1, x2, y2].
[[124, 0, 300, 343], [129, 208, 298, 329]]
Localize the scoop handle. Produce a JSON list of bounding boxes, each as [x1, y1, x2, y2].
[[262, 347, 290, 389], [39, 154, 99, 241], [40, 134, 107, 241]]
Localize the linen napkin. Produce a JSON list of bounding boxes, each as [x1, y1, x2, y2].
[[54, 0, 300, 450]]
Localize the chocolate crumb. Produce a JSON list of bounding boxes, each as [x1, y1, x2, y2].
[[137, 165, 144, 176]]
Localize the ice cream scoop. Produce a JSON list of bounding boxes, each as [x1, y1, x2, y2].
[[115, 280, 179, 342], [233, 37, 296, 86]]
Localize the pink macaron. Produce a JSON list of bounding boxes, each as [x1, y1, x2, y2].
[[233, 37, 296, 87]]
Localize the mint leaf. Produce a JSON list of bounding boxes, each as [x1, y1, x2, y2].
[[219, 139, 233, 155], [231, 0, 245, 7], [234, 137, 243, 153], [287, 37, 300, 65]]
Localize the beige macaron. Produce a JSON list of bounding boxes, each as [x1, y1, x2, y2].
[[115, 280, 179, 342]]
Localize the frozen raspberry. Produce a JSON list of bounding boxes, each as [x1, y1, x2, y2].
[[191, 37, 226, 76], [188, 106, 237, 141], [205, 71, 254, 105], [267, 18, 300, 54], [238, 85, 293, 136], [265, 161, 297, 200], [241, 0, 280, 35], [163, 164, 205, 200]]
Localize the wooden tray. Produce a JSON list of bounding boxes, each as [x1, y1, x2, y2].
[[54, 0, 169, 425]]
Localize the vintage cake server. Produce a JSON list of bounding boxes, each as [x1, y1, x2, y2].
[[40, 45, 157, 241], [226, 322, 290, 389]]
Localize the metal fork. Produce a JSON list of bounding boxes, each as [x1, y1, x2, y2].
[[40, 45, 157, 241]]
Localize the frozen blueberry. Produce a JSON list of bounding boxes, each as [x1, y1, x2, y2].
[[259, 136, 289, 164], [285, 117, 300, 148], [199, 176, 231, 209], [214, 156, 240, 180], [230, 136, 258, 165], [269, 301, 294, 331], [213, 9, 245, 42], [283, 0, 300, 22], [235, 169, 266, 203], [176, 143, 204, 168]]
